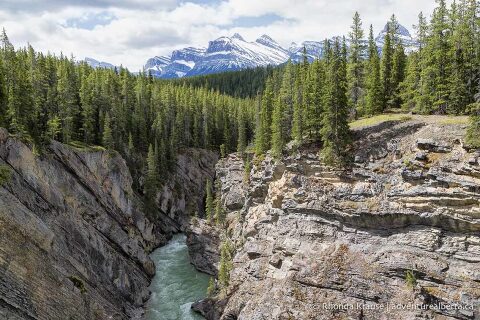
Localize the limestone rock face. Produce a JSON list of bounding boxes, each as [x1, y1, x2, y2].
[[155, 149, 218, 232], [196, 119, 480, 320], [186, 219, 221, 276], [0, 128, 217, 320]]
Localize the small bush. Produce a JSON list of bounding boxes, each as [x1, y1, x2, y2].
[[68, 275, 87, 294], [0, 165, 12, 186], [243, 156, 251, 184], [207, 277, 216, 297], [466, 103, 480, 148], [405, 270, 417, 289]]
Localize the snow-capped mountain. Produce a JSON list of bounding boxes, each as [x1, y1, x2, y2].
[[187, 33, 290, 76], [289, 41, 324, 63], [145, 22, 418, 79], [84, 57, 115, 69], [144, 48, 206, 78], [375, 23, 419, 53], [144, 56, 170, 77]]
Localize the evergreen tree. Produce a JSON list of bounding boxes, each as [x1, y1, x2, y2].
[[365, 25, 383, 115], [400, 52, 421, 111], [347, 11, 365, 118], [305, 59, 325, 139], [144, 143, 158, 216], [102, 113, 114, 149], [214, 195, 225, 226], [292, 70, 304, 143], [419, 0, 452, 114], [271, 61, 294, 158], [218, 240, 233, 289], [46, 116, 61, 141], [237, 106, 247, 155], [207, 277, 216, 297], [391, 42, 407, 107], [270, 95, 284, 159], [128, 132, 135, 154], [205, 179, 214, 222], [320, 38, 352, 166], [380, 22, 394, 111], [416, 12, 429, 50], [255, 77, 274, 155], [448, 0, 475, 114]]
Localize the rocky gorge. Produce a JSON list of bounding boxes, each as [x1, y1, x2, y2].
[[0, 127, 216, 320], [1, 115, 479, 320]]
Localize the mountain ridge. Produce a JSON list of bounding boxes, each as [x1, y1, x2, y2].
[[84, 21, 419, 78], [144, 21, 418, 79]]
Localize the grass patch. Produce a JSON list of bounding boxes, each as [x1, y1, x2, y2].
[[0, 165, 12, 186], [350, 114, 412, 129], [438, 116, 469, 125], [68, 140, 106, 152]]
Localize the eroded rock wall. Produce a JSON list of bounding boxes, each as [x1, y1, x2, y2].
[[0, 128, 217, 320], [197, 118, 480, 320]]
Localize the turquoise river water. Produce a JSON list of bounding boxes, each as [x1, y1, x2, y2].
[[144, 234, 210, 320]]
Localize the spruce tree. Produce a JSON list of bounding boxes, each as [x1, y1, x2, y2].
[[102, 113, 114, 149], [400, 52, 421, 111], [205, 179, 214, 222], [419, 0, 452, 114], [144, 143, 158, 216], [448, 0, 475, 114], [380, 22, 394, 111], [292, 67, 303, 143], [218, 240, 233, 289], [271, 61, 294, 158], [255, 77, 274, 155], [347, 11, 365, 117], [237, 107, 247, 155], [391, 42, 407, 107], [305, 59, 325, 139], [0, 56, 6, 128], [270, 95, 284, 159], [320, 38, 352, 166], [365, 25, 383, 115]]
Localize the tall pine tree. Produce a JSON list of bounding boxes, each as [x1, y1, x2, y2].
[[347, 12, 365, 118], [320, 38, 352, 166]]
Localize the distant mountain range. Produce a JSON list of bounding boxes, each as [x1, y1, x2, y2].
[[84, 57, 116, 69], [85, 22, 418, 78]]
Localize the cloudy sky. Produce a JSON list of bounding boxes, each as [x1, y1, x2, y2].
[[1, 0, 442, 70]]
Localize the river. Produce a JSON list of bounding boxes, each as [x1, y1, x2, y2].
[[144, 234, 210, 320]]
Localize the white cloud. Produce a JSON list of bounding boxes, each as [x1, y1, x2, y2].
[[0, 0, 445, 70]]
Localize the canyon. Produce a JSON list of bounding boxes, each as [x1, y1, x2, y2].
[[1, 115, 479, 320]]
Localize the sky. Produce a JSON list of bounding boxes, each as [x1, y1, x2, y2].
[[0, 0, 443, 70]]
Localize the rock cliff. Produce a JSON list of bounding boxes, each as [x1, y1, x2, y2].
[[193, 117, 480, 320], [0, 128, 216, 320]]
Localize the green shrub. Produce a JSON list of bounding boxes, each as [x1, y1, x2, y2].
[[466, 103, 480, 148], [68, 275, 87, 294], [405, 270, 417, 289], [207, 277, 216, 297], [0, 165, 12, 186]]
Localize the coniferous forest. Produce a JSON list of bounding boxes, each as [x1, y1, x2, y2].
[[0, 0, 479, 214]]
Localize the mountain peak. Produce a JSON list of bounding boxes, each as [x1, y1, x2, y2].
[[84, 57, 115, 69], [375, 20, 418, 53], [258, 34, 274, 42], [256, 34, 280, 47], [379, 22, 412, 38], [232, 33, 245, 41]]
